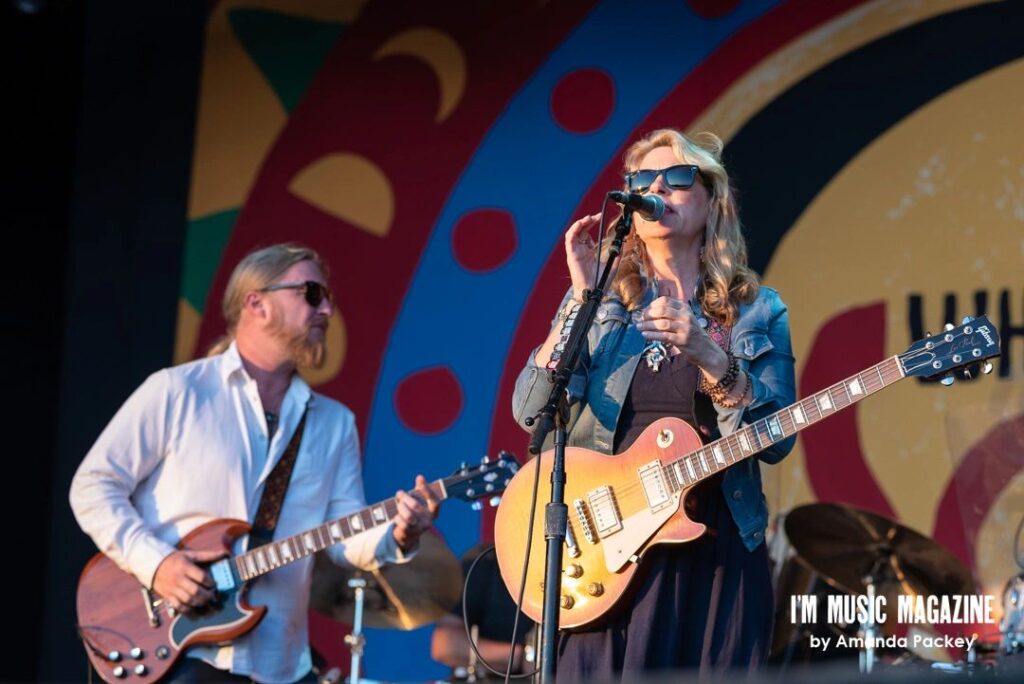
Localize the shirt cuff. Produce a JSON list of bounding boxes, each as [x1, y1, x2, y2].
[[378, 522, 418, 565], [125, 535, 178, 589]]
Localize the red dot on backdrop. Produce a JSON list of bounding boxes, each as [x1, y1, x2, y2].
[[550, 68, 615, 134], [687, 0, 741, 19], [452, 208, 518, 273], [394, 366, 464, 435]]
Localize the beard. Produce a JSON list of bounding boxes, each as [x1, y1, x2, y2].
[[268, 311, 328, 370]]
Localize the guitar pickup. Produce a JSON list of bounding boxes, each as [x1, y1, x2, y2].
[[587, 486, 623, 537], [638, 460, 672, 512], [210, 559, 236, 592]]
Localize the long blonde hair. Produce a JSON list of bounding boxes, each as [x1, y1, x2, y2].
[[206, 243, 328, 356], [608, 129, 758, 326]]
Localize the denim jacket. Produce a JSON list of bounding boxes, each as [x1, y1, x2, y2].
[[511, 285, 796, 551]]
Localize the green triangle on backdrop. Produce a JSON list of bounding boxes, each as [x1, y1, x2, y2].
[[229, 8, 345, 113]]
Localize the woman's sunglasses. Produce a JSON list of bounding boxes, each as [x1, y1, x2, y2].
[[625, 164, 706, 194], [259, 281, 333, 307]]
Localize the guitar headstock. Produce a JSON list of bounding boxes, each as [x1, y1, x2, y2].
[[899, 315, 1001, 382], [444, 452, 519, 507]]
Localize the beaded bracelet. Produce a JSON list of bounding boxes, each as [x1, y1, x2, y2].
[[717, 369, 752, 409], [698, 351, 740, 405], [546, 302, 582, 370]]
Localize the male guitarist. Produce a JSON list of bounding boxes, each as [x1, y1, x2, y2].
[[70, 243, 439, 683]]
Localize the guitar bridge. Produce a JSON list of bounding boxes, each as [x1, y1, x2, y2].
[[573, 499, 596, 544], [140, 588, 160, 627]]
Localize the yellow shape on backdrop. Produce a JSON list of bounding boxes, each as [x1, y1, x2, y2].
[[374, 27, 467, 123], [289, 153, 395, 236]]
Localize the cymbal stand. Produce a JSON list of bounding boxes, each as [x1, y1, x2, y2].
[[343, 576, 367, 684], [859, 557, 886, 675]]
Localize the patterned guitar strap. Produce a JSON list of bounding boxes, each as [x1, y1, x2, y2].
[[246, 407, 309, 552]]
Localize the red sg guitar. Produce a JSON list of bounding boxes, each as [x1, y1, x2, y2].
[[77, 455, 518, 683]]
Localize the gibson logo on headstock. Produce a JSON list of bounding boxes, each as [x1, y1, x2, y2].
[[976, 325, 996, 348]]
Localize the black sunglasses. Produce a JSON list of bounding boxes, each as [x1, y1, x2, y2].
[[625, 164, 706, 193], [259, 281, 333, 307]]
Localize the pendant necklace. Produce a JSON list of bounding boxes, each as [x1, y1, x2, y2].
[[641, 275, 707, 372]]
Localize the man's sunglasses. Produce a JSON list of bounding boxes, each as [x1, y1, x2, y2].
[[259, 281, 333, 307], [625, 164, 706, 194]]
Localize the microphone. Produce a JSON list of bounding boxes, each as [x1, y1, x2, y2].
[[607, 191, 665, 220]]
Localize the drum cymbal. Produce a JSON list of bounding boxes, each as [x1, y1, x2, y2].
[[784, 503, 976, 602], [309, 532, 462, 630]]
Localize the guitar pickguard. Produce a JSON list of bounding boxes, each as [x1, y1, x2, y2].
[[169, 587, 259, 650], [602, 493, 681, 573]]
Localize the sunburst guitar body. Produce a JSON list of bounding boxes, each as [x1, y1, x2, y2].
[[494, 416, 707, 629]]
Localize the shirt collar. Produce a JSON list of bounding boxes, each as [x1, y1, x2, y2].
[[219, 340, 313, 407]]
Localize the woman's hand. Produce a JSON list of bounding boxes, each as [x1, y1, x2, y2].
[[563, 213, 603, 301], [637, 296, 729, 377]]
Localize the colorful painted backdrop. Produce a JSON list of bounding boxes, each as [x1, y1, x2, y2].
[[176, 0, 1022, 679]]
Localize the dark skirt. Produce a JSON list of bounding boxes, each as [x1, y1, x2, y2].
[[554, 480, 774, 681]]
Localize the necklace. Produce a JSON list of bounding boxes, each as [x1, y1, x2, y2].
[[640, 275, 708, 372]]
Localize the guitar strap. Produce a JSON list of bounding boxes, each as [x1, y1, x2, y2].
[[247, 406, 309, 551]]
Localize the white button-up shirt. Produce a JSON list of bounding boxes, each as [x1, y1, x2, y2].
[[70, 343, 404, 683]]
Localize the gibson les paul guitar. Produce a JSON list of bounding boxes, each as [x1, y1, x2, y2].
[[494, 317, 1001, 629], [77, 455, 518, 683]]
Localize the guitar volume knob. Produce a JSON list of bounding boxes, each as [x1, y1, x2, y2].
[[587, 582, 605, 597], [134, 664, 148, 676], [560, 594, 575, 609], [111, 665, 126, 679], [564, 564, 583, 578], [130, 647, 144, 659]]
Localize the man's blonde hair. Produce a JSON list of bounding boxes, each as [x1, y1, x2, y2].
[[207, 243, 327, 356]]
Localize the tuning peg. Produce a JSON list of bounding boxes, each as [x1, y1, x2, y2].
[[940, 374, 955, 386], [982, 361, 994, 375], [489, 496, 502, 507], [470, 501, 483, 511], [961, 316, 974, 324], [944, 323, 956, 332]]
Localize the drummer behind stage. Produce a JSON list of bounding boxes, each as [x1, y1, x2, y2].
[[432, 544, 535, 680], [70, 243, 440, 683]]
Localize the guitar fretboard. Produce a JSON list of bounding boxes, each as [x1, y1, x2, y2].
[[234, 481, 447, 581], [663, 357, 904, 491]]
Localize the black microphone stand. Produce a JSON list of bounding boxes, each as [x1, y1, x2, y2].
[[525, 204, 633, 683]]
